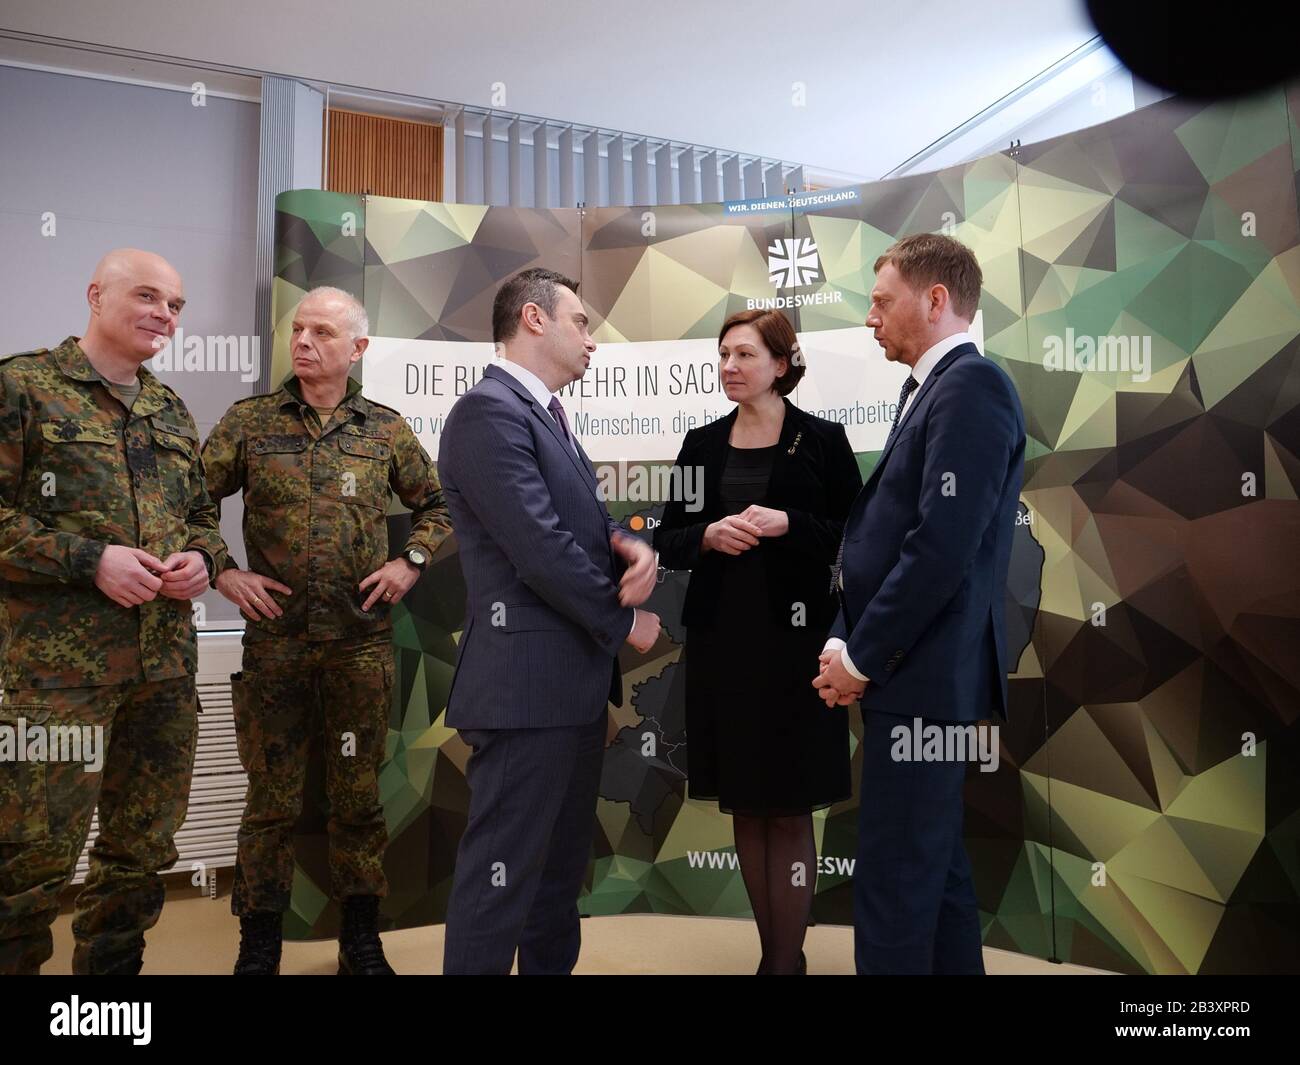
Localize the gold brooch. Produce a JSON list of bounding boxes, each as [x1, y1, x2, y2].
[[787, 430, 803, 456]]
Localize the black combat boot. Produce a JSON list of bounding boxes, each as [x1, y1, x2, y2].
[[73, 939, 145, 976], [337, 895, 395, 975], [233, 911, 282, 975]]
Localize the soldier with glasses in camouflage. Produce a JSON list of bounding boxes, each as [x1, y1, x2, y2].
[[203, 286, 451, 975], [0, 249, 226, 975]]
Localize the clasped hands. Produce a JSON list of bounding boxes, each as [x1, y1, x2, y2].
[[93, 545, 210, 608], [184, 518, 851, 702], [812, 648, 867, 708], [702, 505, 788, 554]]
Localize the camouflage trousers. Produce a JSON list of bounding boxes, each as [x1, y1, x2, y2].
[[0, 676, 198, 974], [230, 633, 392, 915]]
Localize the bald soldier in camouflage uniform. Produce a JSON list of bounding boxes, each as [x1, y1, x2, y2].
[[0, 249, 226, 975], [203, 286, 451, 975]]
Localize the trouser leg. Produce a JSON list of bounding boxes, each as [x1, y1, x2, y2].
[[319, 634, 392, 902], [443, 723, 596, 975], [517, 713, 605, 975], [72, 676, 198, 975], [230, 641, 314, 916], [0, 687, 119, 974], [853, 709, 972, 975]]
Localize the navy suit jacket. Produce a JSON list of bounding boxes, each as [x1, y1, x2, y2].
[[831, 342, 1025, 722], [437, 363, 633, 729]]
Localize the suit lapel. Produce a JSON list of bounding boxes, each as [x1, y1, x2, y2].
[[840, 344, 979, 532], [862, 343, 976, 490], [764, 399, 802, 501], [484, 364, 603, 506], [702, 407, 738, 518], [570, 434, 601, 493]]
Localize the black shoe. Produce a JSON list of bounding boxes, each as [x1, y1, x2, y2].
[[97, 954, 144, 976], [337, 895, 395, 975], [233, 911, 282, 975]]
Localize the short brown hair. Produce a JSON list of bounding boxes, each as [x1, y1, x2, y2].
[[874, 233, 982, 321], [717, 309, 803, 397], [492, 267, 579, 345]]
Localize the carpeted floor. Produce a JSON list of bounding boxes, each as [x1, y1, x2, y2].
[[45, 885, 1112, 975]]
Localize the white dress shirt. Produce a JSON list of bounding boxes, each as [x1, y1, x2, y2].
[[824, 331, 979, 684], [495, 358, 578, 455]]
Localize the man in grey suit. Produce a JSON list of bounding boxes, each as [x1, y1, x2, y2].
[[438, 268, 661, 974]]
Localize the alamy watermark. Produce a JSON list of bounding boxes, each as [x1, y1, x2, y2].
[[1043, 329, 1151, 383], [890, 717, 1000, 773], [593, 461, 704, 512], [0, 715, 105, 773], [149, 327, 259, 382], [49, 997, 151, 1045]]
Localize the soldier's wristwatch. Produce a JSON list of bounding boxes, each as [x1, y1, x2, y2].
[[405, 548, 428, 570]]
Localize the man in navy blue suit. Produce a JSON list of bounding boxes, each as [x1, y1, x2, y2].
[[438, 269, 661, 974], [813, 234, 1026, 975]]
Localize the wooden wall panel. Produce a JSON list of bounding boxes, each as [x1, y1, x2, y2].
[[326, 109, 444, 200]]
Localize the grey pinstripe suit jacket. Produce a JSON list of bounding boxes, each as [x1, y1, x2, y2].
[[437, 363, 632, 729]]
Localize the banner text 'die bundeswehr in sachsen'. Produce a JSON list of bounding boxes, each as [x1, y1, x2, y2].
[[364, 314, 983, 464]]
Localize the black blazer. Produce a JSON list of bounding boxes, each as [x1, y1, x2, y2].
[[654, 399, 863, 630]]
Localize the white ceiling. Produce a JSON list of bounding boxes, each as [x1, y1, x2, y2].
[[0, 0, 1101, 180]]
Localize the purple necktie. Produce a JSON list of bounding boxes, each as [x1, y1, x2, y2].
[[548, 395, 572, 443]]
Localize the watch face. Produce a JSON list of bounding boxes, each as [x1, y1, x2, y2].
[[409, 550, 426, 566]]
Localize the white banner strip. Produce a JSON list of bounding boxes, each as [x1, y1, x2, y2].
[[363, 314, 982, 463]]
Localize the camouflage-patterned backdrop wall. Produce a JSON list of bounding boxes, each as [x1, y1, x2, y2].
[[269, 87, 1300, 973]]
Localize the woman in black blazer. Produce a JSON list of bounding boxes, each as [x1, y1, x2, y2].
[[654, 308, 862, 975]]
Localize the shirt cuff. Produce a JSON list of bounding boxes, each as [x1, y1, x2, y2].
[[823, 637, 869, 683]]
